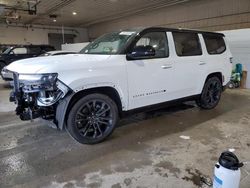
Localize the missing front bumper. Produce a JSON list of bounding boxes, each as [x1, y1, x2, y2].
[[9, 72, 70, 127]]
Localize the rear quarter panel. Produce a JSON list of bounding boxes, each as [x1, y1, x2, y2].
[[199, 35, 232, 93]]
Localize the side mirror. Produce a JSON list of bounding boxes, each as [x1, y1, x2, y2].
[[127, 45, 155, 60]]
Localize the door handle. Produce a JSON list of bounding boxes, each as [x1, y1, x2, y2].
[[161, 65, 172, 69]]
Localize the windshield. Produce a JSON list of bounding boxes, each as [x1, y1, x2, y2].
[[80, 31, 137, 55], [2, 47, 13, 54]]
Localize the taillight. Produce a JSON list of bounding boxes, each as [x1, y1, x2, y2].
[[230, 57, 233, 64]]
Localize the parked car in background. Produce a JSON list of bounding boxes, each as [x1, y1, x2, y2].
[[0, 45, 55, 72], [39, 50, 77, 57], [5, 27, 232, 144]]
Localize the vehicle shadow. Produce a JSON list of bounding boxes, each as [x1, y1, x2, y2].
[[119, 102, 195, 128]]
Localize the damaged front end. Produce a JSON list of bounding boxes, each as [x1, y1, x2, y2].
[[10, 72, 70, 127]]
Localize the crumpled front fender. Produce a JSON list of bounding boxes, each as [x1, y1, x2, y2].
[[55, 92, 75, 130]]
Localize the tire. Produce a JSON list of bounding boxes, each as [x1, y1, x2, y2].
[[228, 81, 235, 89], [0, 61, 5, 72], [196, 77, 222, 110], [66, 93, 119, 144]]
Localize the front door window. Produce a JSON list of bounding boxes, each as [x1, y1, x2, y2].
[[134, 32, 169, 58]]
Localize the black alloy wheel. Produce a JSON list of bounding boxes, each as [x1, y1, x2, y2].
[[67, 93, 118, 144], [196, 77, 222, 109]]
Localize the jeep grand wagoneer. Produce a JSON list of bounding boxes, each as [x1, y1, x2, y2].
[[5, 27, 232, 144]]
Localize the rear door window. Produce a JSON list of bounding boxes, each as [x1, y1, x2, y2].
[[12, 47, 28, 55], [172, 32, 202, 56], [203, 34, 226, 55]]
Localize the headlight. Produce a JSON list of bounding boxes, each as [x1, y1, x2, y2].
[[1, 66, 6, 75], [19, 73, 58, 86], [37, 80, 69, 106], [1, 67, 14, 80], [16, 73, 69, 106]]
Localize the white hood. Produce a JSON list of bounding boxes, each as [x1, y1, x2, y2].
[[5, 53, 126, 91], [6, 54, 110, 74]]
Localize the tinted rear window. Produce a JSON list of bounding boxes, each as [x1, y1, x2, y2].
[[41, 46, 55, 52], [203, 34, 226, 55], [172, 32, 202, 56], [28, 47, 41, 54]]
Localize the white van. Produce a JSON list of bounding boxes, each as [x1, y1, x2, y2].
[[6, 27, 232, 144]]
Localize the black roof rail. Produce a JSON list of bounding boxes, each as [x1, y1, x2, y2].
[[137, 27, 225, 37]]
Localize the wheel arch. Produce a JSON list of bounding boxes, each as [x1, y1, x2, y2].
[[198, 72, 223, 94], [205, 72, 223, 84], [68, 86, 123, 115], [0, 60, 6, 69], [56, 86, 124, 130]]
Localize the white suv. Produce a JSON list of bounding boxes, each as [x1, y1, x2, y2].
[[6, 27, 232, 144]]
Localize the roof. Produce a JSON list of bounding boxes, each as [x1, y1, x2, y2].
[[0, 0, 191, 27], [134, 27, 225, 37], [6, 44, 54, 48], [46, 50, 76, 54]]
